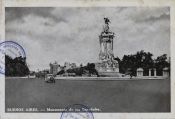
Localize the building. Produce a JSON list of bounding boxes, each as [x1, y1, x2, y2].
[[71, 63, 76, 69], [49, 61, 60, 75], [64, 62, 77, 70]]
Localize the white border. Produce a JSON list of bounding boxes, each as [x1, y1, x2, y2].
[[0, 0, 175, 119]]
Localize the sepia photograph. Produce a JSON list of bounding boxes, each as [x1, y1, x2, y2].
[[4, 7, 170, 113]]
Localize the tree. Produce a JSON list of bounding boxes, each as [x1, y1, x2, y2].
[[5, 55, 29, 76], [59, 63, 99, 77], [86, 63, 99, 76], [155, 54, 170, 76], [119, 50, 154, 76]]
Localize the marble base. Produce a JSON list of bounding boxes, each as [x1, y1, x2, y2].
[[95, 62, 120, 77]]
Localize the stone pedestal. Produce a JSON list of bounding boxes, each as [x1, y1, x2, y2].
[[106, 65, 113, 72], [163, 67, 169, 77], [149, 69, 151, 77], [137, 68, 143, 77], [154, 68, 157, 77], [114, 68, 119, 72]]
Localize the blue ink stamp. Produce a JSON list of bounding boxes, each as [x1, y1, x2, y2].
[[60, 104, 94, 119], [0, 41, 26, 74]]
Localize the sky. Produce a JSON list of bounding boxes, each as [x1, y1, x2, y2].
[[5, 7, 170, 71]]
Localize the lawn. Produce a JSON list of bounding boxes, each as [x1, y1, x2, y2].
[[5, 78, 170, 112]]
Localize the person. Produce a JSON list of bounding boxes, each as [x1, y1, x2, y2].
[[130, 73, 133, 79]]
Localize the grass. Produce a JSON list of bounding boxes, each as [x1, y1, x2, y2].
[[5, 78, 170, 112]]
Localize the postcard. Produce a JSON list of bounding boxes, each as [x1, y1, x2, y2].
[[0, 0, 175, 119]]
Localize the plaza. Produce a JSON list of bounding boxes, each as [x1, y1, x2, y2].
[[5, 77, 170, 112]]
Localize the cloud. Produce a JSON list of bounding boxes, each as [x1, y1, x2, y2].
[[5, 7, 170, 71], [5, 7, 66, 23]]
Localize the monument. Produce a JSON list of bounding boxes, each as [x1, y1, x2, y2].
[[95, 18, 119, 76]]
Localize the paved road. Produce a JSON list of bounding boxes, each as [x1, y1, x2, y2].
[[5, 78, 170, 112]]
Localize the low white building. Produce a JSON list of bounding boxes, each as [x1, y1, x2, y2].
[[137, 68, 143, 77]]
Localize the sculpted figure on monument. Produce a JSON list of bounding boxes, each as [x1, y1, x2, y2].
[[104, 17, 110, 25], [103, 17, 110, 32], [107, 49, 114, 59], [99, 52, 106, 60]]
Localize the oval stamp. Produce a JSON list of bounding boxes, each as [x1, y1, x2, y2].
[[0, 41, 26, 74], [60, 104, 94, 119]]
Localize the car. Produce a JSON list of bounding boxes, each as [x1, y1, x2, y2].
[[45, 74, 55, 83]]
